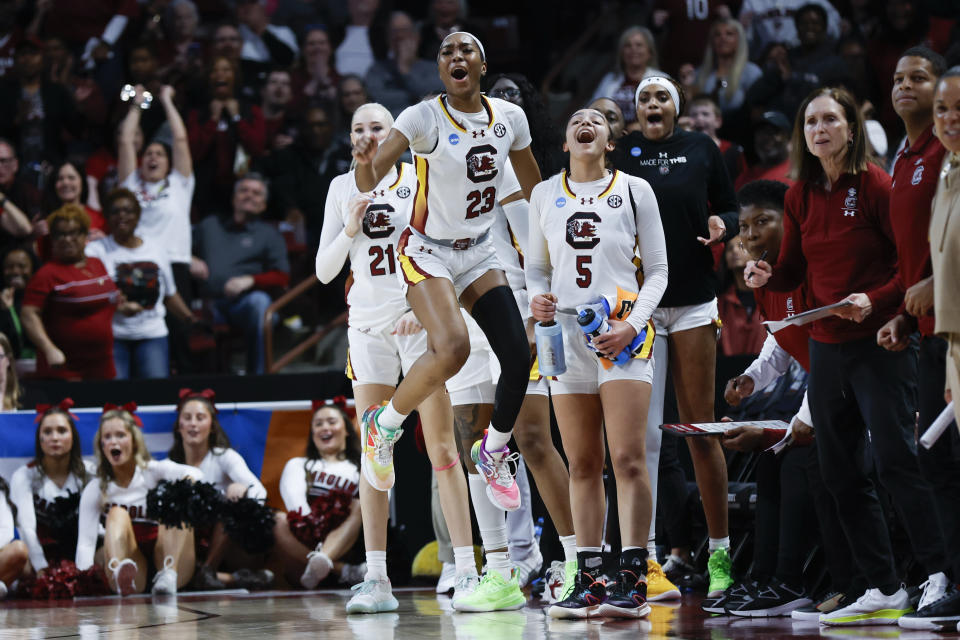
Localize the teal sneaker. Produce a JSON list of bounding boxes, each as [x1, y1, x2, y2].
[[452, 569, 526, 612], [345, 578, 399, 614], [707, 547, 734, 597]]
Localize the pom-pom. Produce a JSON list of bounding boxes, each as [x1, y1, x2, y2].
[[15, 560, 110, 599], [286, 491, 354, 548], [221, 497, 276, 554], [147, 479, 223, 529]]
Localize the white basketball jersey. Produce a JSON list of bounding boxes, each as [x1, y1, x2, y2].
[[328, 165, 416, 331], [410, 95, 522, 239], [531, 170, 642, 309]]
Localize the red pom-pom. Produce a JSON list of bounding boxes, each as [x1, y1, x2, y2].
[[286, 491, 354, 548], [15, 560, 110, 599]]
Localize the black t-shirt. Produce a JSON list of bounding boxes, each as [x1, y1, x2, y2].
[[610, 128, 739, 307]]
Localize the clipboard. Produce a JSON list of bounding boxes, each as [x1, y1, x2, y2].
[[660, 420, 790, 436], [763, 301, 853, 333]]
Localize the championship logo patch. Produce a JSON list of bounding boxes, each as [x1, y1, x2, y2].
[[449, 133, 460, 145]]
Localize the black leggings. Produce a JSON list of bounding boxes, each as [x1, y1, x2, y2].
[[469, 285, 530, 434]]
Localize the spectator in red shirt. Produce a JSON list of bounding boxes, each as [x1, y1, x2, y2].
[[187, 56, 266, 215], [717, 240, 767, 356], [746, 86, 949, 624], [44, 160, 107, 240], [260, 69, 297, 154], [20, 204, 131, 380]]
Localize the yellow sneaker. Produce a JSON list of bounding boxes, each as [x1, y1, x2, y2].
[[646, 558, 681, 601]]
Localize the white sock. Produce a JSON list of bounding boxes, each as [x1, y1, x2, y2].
[[647, 538, 657, 560], [365, 550, 388, 581], [577, 546, 602, 553], [453, 546, 476, 575], [708, 537, 730, 552], [377, 400, 406, 430], [483, 428, 511, 452], [558, 534, 577, 564], [486, 551, 513, 581], [468, 473, 509, 547]]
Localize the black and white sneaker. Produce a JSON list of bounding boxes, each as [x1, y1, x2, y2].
[[898, 584, 960, 631], [791, 591, 847, 621], [701, 577, 756, 614], [547, 570, 607, 619], [726, 577, 811, 617]]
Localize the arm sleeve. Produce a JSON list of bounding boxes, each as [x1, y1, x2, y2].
[[279, 459, 310, 513], [315, 176, 354, 284], [706, 139, 740, 242], [0, 493, 14, 547], [501, 199, 529, 255], [742, 333, 796, 391], [221, 449, 267, 501], [524, 186, 552, 300], [10, 468, 47, 571], [74, 481, 101, 570], [628, 178, 668, 333], [393, 102, 438, 155], [767, 190, 809, 292]]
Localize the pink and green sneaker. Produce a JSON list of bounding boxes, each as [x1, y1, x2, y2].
[[470, 430, 521, 511], [361, 403, 402, 491]]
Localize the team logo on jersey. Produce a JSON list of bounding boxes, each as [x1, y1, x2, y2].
[[494, 123, 506, 138], [363, 203, 396, 239], [449, 133, 460, 145], [397, 186, 411, 198], [630, 146, 642, 157], [659, 165, 670, 175], [472, 129, 486, 138], [466, 144, 499, 183], [912, 164, 924, 185], [580, 197, 594, 205], [607, 195, 622, 208], [842, 187, 857, 216], [566, 212, 601, 249], [555, 197, 567, 208]]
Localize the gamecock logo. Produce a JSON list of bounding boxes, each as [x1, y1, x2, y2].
[[363, 204, 396, 239], [566, 212, 601, 249], [466, 144, 498, 183]]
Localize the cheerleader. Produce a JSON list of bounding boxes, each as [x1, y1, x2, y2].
[[166, 388, 273, 590], [527, 108, 668, 618], [315, 102, 474, 612], [10, 399, 94, 575], [352, 32, 542, 513], [0, 478, 28, 599], [274, 402, 365, 590], [76, 405, 202, 595]]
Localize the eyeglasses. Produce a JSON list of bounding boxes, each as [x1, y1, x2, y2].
[[50, 229, 85, 239], [489, 87, 521, 100], [109, 205, 138, 215]]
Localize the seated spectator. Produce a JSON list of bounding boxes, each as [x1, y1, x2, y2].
[[417, 0, 484, 60], [261, 105, 339, 247], [365, 11, 443, 118], [735, 111, 794, 189], [291, 26, 339, 109], [0, 140, 35, 253], [237, 0, 299, 83], [590, 26, 662, 133], [187, 56, 266, 214], [275, 401, 362, 588], [191, 174, 290, 375], [0, 247, 37, 362], [0, 332, 21, 409], [334, 0, 379, 78], [738, 0, 841, 57], [687, 95, 746, 184], [261, 69, 298, 154], [86, 188, 194, 380], [330, 74, 367, 172], [0, 38, 82, 170], [718, 240, 767, 356], [21, 205, 128, 380], [694, 18, 763, 126]]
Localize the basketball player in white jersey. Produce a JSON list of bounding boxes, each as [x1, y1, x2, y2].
[[315, 103, 475, 613], [351, 33, 542, 520], [527, 108, 668, 619]]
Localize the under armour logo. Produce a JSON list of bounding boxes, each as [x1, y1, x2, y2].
[[472, 130, 486, 138], [372, 189, 385, 197], [659, 152, 669, 159], [843, 210, 855, 217], [580, 197, 594, 205]]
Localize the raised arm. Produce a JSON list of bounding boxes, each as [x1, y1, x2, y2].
[[316, 186, 369, 284], [159, 86, 192, 178], [117, 94, 144, 184], [353, 129, 410, 192]]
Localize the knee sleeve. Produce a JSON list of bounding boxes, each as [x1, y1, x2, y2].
[[470, 286, 530, 434]]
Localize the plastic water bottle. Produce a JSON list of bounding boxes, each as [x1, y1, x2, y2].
[[577, 308, 631, 365], [535, 321, 566, 376]]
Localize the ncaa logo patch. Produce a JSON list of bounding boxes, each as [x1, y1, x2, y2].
[[630, 146, 642, 157], [449, 133, 460, 145], [555, 197, 566, 208], [607, 195, 622, 208], [397, 186, 411, 198], [494, 123, 507, 138]]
